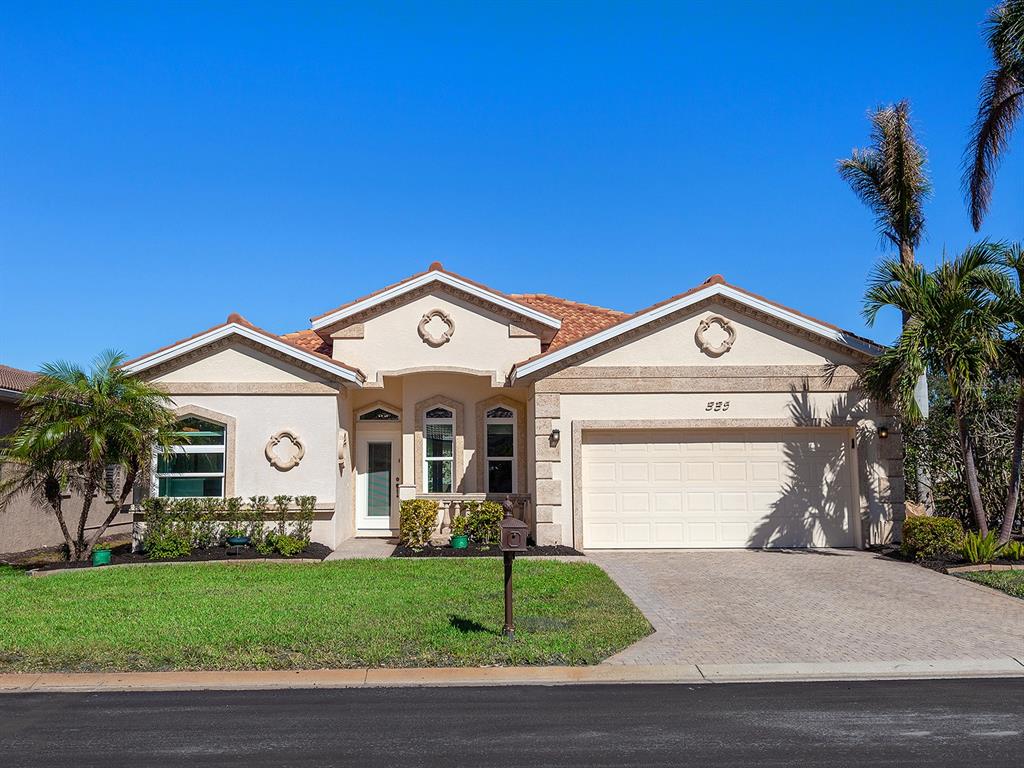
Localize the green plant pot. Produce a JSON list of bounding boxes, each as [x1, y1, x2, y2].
[[451, 534, 469, 549], [91, 549, 112, 566]]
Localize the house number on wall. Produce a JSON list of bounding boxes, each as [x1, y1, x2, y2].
[[705, 401, 731, 412]]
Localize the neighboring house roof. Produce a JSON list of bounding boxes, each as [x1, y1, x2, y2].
[[309, 262, 563, 333], [512, 274, 882, 380], [122, 313, 365, 384], [0, 364, 39, 395]]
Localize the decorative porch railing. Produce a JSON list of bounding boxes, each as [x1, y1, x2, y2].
[[417, 493, 534, 540]]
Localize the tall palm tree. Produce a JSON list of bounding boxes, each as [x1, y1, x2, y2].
[[839, 100, 933, 505], [964, 0, 1024, 231], [862, 243, 1010, 535], [991, 243, 1024, 542], [0, 351, 178, 560]]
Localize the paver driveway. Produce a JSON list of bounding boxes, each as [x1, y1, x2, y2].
[[591, 549, 1024, 665]]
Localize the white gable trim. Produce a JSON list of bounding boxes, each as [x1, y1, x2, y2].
[[310, 271, 562, 332], [123, 324, 363, 384], [513, 283, 880, 380]]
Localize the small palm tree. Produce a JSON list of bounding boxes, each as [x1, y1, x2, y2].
[[0, 351, 178, 560], [861, 243, 1010, 535], [964, 0, 1024, 231]]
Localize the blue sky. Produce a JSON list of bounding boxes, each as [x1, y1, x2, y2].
[[1, 1, 1021, 370]]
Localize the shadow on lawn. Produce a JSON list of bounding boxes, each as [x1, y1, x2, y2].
[[448, 615, 495, 635]]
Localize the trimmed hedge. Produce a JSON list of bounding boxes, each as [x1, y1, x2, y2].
[[901, 515, 964, 560], [399, 499, 439, 548]]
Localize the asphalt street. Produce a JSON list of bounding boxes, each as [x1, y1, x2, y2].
[[1, 678, 1022, 767]]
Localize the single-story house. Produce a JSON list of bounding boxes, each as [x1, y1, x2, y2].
[[123, 263, 903, 551]]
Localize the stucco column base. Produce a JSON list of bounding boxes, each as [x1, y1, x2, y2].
[[534, 522, 563, 546]]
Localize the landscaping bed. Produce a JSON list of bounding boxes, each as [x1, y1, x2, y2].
[[392, 543, 583, 558], [24, 539, 332, 572], [874, 544, 1023, 573], [0, 559, 651, 671]]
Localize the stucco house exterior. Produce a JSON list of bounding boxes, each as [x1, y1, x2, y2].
[[122, 262, 903, 551]]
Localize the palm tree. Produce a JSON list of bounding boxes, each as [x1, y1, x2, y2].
[[964, 0, 1024, 231], [991, 243, 1024, 542], [0, 351, 178, 560], [839, 100, 933, 505], [862, 243, 1010, 535]]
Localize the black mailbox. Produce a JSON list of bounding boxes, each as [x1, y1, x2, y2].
[[499, 515, 529, 553]]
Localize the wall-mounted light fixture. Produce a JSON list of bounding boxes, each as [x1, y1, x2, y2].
[[550, 428, 561, 445], [878, 425, 889, 439]]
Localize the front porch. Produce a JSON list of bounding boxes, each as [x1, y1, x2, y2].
[[347, 370, 537, 543]]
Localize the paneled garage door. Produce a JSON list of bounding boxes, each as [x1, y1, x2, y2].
[[581, 429, 857, 549]]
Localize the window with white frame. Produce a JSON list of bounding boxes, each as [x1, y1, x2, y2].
[[156, 417, 226, 497], [423, 406, 454, 493], [485, 406, 515, 493]]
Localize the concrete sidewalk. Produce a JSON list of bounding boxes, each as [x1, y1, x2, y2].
[[2, 657, 1022, 693]]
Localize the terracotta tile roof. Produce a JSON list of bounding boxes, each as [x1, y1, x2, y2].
[[509, 294, 629, 351], [280, 329, 332, 356], [0, 364, 40, 393]]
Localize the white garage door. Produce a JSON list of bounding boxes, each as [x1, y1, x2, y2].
[[581, 429, 857, 549]]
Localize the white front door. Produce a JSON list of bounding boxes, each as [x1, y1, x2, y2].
[[356, 431, 400, 531]]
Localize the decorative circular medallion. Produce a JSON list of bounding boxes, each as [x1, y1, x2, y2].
[[417, 309, 455, 347], [695, 315, 737, 357], [265, 430, 305, 471]]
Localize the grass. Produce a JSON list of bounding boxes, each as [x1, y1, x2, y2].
[[959, 569, 1024, 599], [0, 559, 651, 672]]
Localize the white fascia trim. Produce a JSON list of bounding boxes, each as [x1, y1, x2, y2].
[[310, 271, 562, 332], [513, 283, 880, 380], [122, 324, 363, 384]]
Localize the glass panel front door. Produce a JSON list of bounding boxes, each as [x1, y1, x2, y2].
[[367, 441, 392, 519]]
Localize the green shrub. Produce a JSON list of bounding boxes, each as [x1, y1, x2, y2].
[[141, 498, 192, 559], [193, 497, 221, 548], [273, 494, 292, 538], [450, 515, 469, 537], [246, 496, 272, 554], [222, 497, 246, 538], [464, 500, 503, 545], [901, 515, 964, 560], [293, 495, 316, 545], [960, 531, 1002, 564], [1000, 540, 1024, 561], [274, 534, 306, 557], [400, 499, 439, 548]]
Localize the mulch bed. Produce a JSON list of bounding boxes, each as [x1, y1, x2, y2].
[[392, 543, 583, 558], [871, 544, 1020, 573], [24, 540, 332, 572]]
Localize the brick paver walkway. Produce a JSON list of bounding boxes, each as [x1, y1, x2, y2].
[[592, 550, 1024, 665]]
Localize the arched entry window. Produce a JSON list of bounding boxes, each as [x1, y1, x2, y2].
[[157, 417, 226, 497]]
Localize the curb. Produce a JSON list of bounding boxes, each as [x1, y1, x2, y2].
[[1, 658, 1022, 693]]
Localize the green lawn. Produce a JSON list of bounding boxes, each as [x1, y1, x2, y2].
[[959, 569, 1024, 599], [0, 560, 651, 672]]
